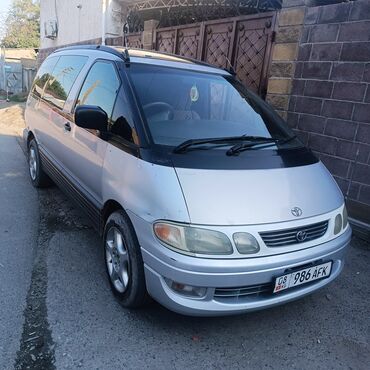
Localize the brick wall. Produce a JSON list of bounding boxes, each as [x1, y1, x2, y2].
[[275, 0, 370, 225]]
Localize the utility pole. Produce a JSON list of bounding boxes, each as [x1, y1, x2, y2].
[[0, 46, 5, 98], [102, 0, 107, 45]]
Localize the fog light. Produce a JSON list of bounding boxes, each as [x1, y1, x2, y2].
[[334, 214, 342, 235], [164, 278, 207, 298], [342, 206, 348, 229], [233, 232, 260, 254]]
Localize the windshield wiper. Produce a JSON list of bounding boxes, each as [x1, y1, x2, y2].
[[226, 135, 297, 156], [173, 136, 277, 154]]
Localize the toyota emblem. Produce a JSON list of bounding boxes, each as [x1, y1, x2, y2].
[[291, 207, 303, 217], [296, 230, 307, 242]]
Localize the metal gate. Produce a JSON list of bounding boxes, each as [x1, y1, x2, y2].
[[127, 13, 276, 97]]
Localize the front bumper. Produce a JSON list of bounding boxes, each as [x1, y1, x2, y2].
[[130, 212, 351, 316]]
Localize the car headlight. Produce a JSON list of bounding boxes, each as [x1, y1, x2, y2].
[[334, 213, 342, 235], [342, 205, 348, 229], [153, 222, 233, 255], [233, 232, 260, 254]]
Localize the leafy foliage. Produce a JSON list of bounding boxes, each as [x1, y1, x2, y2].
[[1, 0, 40, 48]]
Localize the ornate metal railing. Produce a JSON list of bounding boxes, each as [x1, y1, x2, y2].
[[125, 0, 282, 31]]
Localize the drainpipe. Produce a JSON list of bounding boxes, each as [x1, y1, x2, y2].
[[0, 46, 5, 92], [102, 0, 107, 45]]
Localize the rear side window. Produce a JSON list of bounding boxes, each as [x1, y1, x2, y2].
[[32, 56, 59, 98], [76, 61, 120, 119], [43, 55, 88, 109]]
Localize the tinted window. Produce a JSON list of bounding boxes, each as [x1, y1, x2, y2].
[[44, 55, 88, 109], [76, 61, 120, 119], [109, 86, 137, 144], [32, 56, 59, 98]]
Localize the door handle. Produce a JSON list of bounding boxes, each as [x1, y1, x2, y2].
[[64, 122, 71, 132]]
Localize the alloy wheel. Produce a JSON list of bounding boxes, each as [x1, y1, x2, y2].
[[29, 147, 37, 181], [105, 226, 130, 293]]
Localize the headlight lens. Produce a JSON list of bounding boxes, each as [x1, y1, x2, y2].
[[154, 222, 233, 255], [334, 214, 342, 235], [233, 232, 260, 254], [342, 205, 348, 229]]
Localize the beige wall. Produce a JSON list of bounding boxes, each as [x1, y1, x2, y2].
[[4, 48, 37, 61], [40, 0, 124, 48]]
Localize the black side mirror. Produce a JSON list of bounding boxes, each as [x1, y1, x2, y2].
[[75, 105, 108, 131]]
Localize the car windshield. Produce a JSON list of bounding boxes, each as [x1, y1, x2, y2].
[[128, 64, 302, 150]]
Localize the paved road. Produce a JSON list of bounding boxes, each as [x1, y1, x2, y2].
[[0, 131, 38, 367], [0, 103, 369, 369]]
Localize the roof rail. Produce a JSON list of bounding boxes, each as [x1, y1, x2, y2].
[[52, 44, 129, 62], [127, 47, 226, 71]]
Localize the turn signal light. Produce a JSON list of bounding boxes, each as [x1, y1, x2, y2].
[[342, 206, 348, 229], [334, 214, 342, 235], [233, 232, 260, 254]]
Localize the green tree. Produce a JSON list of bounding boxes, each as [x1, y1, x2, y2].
[[1, 0, 40, 48]]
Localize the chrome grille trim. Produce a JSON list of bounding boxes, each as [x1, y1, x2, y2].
[[260, 220, 329, 247]]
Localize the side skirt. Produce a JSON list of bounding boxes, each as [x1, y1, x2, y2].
[[39, 148, 103, 234]]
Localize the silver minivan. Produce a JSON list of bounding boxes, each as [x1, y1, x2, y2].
[[25, 45, 351, 316]]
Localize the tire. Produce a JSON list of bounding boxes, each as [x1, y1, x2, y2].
[[103, 210, 149, 308], [28, 138, 52, 188]]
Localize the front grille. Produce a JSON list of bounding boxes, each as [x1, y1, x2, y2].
[[214, 283, 272, 299], [260, 220, 329, 247]]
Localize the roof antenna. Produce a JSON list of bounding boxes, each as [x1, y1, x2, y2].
[[224, 56, 236, 75], [123, 22, 129, 48], [123, 48, 130, 66]]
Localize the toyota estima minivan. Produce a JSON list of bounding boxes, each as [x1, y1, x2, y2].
[[25, 45, 351, 316]]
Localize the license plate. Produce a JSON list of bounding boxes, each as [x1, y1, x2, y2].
[[273, 261, 332, 293]]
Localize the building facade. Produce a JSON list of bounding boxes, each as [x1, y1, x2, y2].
[[40, 0, 125, 49]]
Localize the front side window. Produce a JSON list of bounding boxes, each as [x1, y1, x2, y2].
[[76, 61, 120, 119], [43, 55, 88, 109], [128, 64, 302, 150], [109, 86, 137, 144]]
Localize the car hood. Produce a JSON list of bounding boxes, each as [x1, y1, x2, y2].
[[175, 162, 343, 225]]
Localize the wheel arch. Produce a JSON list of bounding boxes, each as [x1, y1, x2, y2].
[[101, 199, 134, 236], [100, 199, 140, 239], [26, 130, 35, 148], [102, 199, 122, 224]]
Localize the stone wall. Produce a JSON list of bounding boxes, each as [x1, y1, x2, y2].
[[267, 4, 305, 117], [268, 0, 370, 227]]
